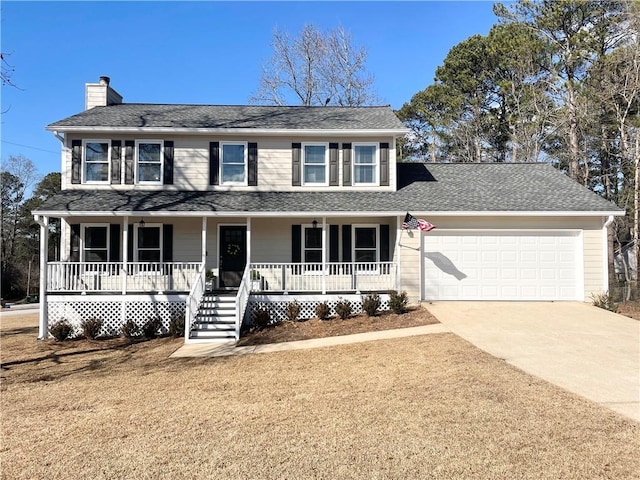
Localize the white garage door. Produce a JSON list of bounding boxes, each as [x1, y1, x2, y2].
[[422, 231, 580, 301]]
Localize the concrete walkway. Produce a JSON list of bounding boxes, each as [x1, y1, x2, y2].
[[426, 301, 640, 422], [171, 323, 450, 358]]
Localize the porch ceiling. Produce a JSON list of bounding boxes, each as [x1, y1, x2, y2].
[[34, 164, 621, 217]]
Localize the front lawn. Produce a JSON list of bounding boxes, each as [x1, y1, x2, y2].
[[1, 313, 638, 479]]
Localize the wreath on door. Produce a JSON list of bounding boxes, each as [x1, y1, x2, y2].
[[226, 243, 241, 257]]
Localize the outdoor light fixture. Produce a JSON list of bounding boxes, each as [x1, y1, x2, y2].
[[139, 218, 145, 228], [312, 219, 318, 229]]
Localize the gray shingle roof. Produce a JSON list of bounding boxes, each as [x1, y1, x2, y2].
[[35, 163, 621, 216], [47, 104, 406, 131]]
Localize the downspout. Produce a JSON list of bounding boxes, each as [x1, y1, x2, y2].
[[602, 215, 615, 294], [34, 215, 49, 340]]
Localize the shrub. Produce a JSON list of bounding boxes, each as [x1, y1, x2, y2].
[[335, 299, 352, 320], [591, 291, 618, 312], [315, 302, 331, 320], [169, 314, 185, 337], [120, 319, 140, 340], [389, 290, 409, 314], [252, 308, 271, 330], [50, 320, 73, 341], [81, 317, 103, 340], [142, 317, 162, 339], [285, 300, 301, 322], [362, 293, 381, 317]]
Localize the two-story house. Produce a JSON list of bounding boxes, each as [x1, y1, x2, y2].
[[34, 77, 622, 343]]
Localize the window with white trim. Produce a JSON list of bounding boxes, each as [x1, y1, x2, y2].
[[135, 224, 162, 262], [83, 141, 110, 183], [353, 143, 378, 185], [302, 143, 328, 185], [302, 225, 323, 263], [221, 142, 247, 185], [82, 225, 109, 262], [136, 141, 163, 184], [353, 225, 378, 263]]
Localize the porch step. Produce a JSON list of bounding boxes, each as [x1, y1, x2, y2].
[[189, 291, 238, 341]]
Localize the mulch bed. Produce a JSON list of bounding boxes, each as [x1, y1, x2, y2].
[[237, 305, 440, 346]]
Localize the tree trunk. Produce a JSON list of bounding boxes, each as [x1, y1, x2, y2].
[[566, 82, 582, 183]]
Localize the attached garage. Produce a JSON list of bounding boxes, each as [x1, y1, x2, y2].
[[422, 230, 582, 301]]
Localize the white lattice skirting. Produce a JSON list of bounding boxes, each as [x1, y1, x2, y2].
[[246, 293, 391, 326], [47, 294, 187, 338]]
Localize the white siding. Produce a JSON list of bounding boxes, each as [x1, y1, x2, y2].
[[61, 134, 398, 192], [412, 216, 606, 302]]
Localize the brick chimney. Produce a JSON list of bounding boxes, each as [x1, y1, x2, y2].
[[85, 76, 123, 110]]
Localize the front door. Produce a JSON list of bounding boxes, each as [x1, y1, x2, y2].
[[219, 225, 247, 288]]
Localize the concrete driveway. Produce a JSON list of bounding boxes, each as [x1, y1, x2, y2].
[[425, 302, 640, 422]]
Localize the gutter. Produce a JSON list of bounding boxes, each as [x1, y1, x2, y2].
[[603, 215, 615, 293], [31, 209, 626, 218], [45, 126, 410, 136]]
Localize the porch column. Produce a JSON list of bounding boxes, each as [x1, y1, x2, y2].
[[396, 215, 402, 291], [201, 217, 207, 267], [122, 219, 128, 295], [37, 216, 49, 340], [322, 216, 327, 294], [246, 217, 252, 268]]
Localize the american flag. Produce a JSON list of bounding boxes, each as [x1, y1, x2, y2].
[[403, 212, 436, 231]]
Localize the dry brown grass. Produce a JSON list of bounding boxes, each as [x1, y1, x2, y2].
[[238, 305, 439, 346], [1, 313, 639, 480], [617, 300, 640, 320]]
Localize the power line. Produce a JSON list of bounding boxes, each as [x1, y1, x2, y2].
[[1, 140, 59, 155]]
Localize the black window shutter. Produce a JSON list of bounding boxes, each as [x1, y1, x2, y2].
[[248, 142, 258, 186], [380, 142, 389, 186], [71, 140, 82, 184], [110, 140, 122, 184], [342, 225, 352, 262], [124, 140, 135, 184], [209, 142, 219, 185], [342, 143, 352, 186], [163, 140, 174, 185], [329, 225, 339, 262], [70, 224, 81, 261], [292, 143, 301, 186], [127, 224, 134, 261], [163, 224, 173, 262], [109, 224, 121, 262], [329, 143, 339, 186], [380, 224, 390, 262], [292, 225, 301, 262]]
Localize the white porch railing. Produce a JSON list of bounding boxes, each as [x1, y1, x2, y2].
[[185, 263, 206, 342], [235, 264, 252, 341], [248, 262, 396, 293], [46, 262, 201, 293]]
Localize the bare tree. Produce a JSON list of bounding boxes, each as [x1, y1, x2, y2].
[[1, 155, 39, 265], [251, 24, 378, 106]]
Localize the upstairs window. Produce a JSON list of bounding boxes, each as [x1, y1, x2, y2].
[[82, 225, 109, 262], [353, 144, 378, 185], [221, 142, 247, 185], [303, 143, 328, 185], [136, 141, 163, 184], [84, 141, 109, 183]]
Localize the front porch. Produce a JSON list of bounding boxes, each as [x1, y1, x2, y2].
[[36, 213, 413, 342], [43, 260, 398, 343]]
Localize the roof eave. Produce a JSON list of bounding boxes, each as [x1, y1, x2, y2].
[[32, 209, 625, 218], [45, 126, 410, 136]]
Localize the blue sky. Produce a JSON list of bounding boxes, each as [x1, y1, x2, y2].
[[1, 1, 499, 177]]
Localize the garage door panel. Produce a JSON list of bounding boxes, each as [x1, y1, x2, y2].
[[423, 231, 579, 301]]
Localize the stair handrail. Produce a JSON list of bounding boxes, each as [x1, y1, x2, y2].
[[184, 263, 206, 342], [234, 263, 252, 341]]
